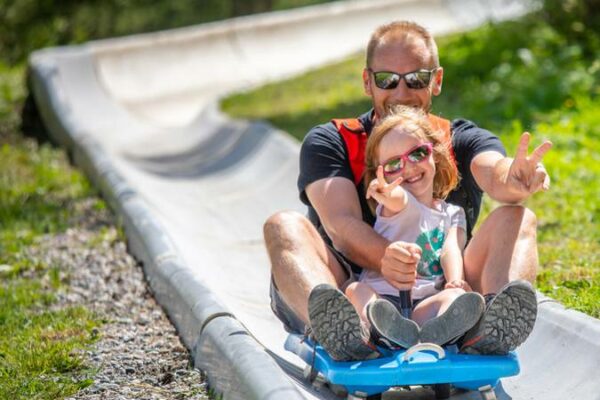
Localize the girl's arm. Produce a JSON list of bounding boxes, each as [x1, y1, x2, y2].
[[441, 225, 471, 290], [366, 166, 408, 217]]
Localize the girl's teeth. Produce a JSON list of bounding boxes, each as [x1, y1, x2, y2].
[[407, 174, 421, 183]]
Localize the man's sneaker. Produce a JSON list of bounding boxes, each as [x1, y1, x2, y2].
[[420, 292, 485, 345], [308, 284, 380, 361], [366, 298, 420, 349], [461, 280, 538, 355]]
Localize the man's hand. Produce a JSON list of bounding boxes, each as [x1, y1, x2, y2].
[[380, 241, 421, 290], [505, 132, 553, 199]]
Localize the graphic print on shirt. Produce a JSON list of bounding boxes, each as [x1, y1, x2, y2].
[[416, 227, 445, 278]]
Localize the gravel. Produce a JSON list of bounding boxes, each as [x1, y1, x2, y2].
[[30, 198, 209, 400]]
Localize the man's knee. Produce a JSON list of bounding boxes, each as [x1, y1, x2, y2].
[[488, 205, 537, 235], [263, 210, 309, 243]]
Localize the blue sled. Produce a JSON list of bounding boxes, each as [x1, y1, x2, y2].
[[285, 334, 519, 399]]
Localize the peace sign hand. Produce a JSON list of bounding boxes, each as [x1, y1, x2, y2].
[[506, 132, 553, 199], [366, 166, 406, 214]]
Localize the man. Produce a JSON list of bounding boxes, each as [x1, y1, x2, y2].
[[264, 21, 552, 361]]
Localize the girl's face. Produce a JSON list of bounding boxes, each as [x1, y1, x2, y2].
[[378, 126, 435, 205]]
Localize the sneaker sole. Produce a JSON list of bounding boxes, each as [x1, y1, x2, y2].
[[308, 284, 378, 361], [462, 281, 538, 355], [367, 299, 420, 349], [420, 292, 484, 345]]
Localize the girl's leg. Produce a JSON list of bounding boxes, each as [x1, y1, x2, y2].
[[415, 289, 485, 346], [345, 282, 379, 328], [412, 288, 465, 327]]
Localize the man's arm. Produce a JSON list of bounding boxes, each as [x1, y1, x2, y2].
[[306, 177, 387, 270], [306, 177, 420, 289], [471, 132, 552, 204]]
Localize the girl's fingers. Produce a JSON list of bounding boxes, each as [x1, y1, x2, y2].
[[376, 165, 387, 187], [369, 190, 387, 205], [375, 165, 403, 193], [388, 175, 404, 190]]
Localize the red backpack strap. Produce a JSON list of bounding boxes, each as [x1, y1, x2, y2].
[[332, 118, 367, 186]]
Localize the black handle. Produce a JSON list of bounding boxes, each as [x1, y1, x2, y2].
[[399, 290, 412, 319]]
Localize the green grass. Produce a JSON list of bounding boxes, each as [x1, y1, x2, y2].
[[0, 64, 102, 399], [222, 14, 600, 318]]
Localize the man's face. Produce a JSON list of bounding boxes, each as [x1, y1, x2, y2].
[[363, 37, 443, 118]]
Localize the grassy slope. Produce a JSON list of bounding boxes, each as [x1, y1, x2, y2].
[[222, 16, 600, 317], [0, 64, 101, 399]]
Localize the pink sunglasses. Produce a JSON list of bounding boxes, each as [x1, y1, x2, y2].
[[381, 143, 433, 176]]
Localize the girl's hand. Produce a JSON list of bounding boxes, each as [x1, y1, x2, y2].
[[445, 279, 472, 292], [366, 166, 405, 212]]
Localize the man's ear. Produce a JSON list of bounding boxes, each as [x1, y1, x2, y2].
[[363, 68, 373, 96], [431, 67, 443, 96]]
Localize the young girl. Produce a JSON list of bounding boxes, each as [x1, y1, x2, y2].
[[344, 105, 484, 348]]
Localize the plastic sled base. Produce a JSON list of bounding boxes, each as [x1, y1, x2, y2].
[[284, 334, 519, 399]]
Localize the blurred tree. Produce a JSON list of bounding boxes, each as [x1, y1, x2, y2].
[[0, 0, 336, 65], [539, 0, 600, 56], [232, 0, 274, 16]]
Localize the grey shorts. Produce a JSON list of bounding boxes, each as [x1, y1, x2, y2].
[[269, 244, 356, 334]]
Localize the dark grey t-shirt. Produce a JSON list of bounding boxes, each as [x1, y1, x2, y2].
[[297, 110, 506, 270]]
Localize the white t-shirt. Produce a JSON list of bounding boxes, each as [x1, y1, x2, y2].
[[360, 192, 467, 300]]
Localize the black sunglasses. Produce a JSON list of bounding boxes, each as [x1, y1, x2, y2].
[[369, 68, 438, 90]]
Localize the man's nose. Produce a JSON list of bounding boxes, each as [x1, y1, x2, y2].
[[389, 82, 414, 104]]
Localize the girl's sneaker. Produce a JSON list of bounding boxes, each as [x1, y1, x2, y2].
[[308, 284, 380, 361], [419, 292, 485, 345], [366, 298, 420, 349]]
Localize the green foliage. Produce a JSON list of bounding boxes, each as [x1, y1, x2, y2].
[[435, 18, 599, 132], [222, 9, 600, 317], [0, 279, 98, 399], [0, 63, 102, 398], [0, 131, 96, 275], [0, 63, 26, 135], [0, 0, 337, 65], [538, 0, 600, 58]]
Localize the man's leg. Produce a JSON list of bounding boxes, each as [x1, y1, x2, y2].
[[463, 205, 538, 293], [264, 210, 348, 326], [461, 205, 538, 354], [264, 210, 379, 360]]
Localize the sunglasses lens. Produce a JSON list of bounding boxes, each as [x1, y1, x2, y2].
[[383, 158, 403, 175], [408, 145, 431, 162], [374, 72, 400, 89], [372, 70, 434, 90], [404, 70, 432, 89]]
